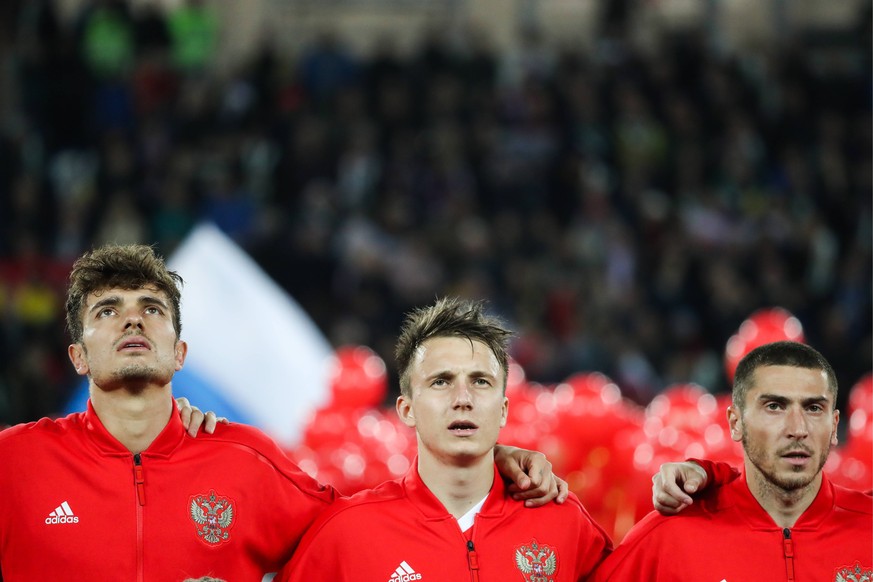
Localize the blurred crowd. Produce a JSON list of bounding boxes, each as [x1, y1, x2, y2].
[[0, 0, 870, 426]]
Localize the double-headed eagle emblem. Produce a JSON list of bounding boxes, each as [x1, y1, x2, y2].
[[835, 563, 873, 582], [515, 539, 557, 582], [190, 490, 235, 545]]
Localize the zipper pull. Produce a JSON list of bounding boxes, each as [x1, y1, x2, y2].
[[782, 528, 795, 582], [133, 453, 146, 506], [467, 540, 480, 582]]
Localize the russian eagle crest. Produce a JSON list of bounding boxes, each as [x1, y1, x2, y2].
[[189, 489, 235, 545], [515, 539, 558, 582]]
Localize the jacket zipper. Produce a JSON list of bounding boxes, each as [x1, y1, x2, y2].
[[782, 528, 795, 582], [134, 453, 146, 582], [467, 540, 480, 582]]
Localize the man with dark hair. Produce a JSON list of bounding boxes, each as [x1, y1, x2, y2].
[[593, 341, 873, 581], [279, 297, 614, 581], [0, 245, 575, 580]]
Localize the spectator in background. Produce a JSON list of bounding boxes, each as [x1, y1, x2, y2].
[[167, 0, 218, 74], [0, 0, 869, 429]]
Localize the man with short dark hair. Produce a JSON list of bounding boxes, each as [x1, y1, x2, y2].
[[593, 341, 873, 581]]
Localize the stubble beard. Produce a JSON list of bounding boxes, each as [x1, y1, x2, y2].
[[96, 361, 174, 393], [742, 429, 831, 494]]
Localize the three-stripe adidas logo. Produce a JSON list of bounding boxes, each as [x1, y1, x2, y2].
[[388, 561, 422, 581], [45, 501, 79, 524]]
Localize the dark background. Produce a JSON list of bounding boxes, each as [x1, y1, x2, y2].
[[0, 0, 870, 427]]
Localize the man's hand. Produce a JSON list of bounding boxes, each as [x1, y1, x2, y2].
[[494, 444, 570, 507], [176, 397, 228, 437], [652, 461, 708, 514]]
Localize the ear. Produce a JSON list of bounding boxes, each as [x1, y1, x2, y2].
[[500, 396, 508, 428], [831, 409, 840, 447], [727, 404, 743, 443], [174, 340, 188, 371], [68, 344, 89, 376], [396, 394, 416, 428]]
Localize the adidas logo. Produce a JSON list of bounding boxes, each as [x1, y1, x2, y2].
[[45, 501, 79, 524], [388, 561, 422, 581]]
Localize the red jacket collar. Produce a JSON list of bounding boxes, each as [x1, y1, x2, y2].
[[728, 471, 835, 531], [83, 398, 186, 458], [402, 458, 508, 521]]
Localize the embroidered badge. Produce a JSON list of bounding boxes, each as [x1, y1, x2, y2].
[[189, 490, 235, 545], [834, 562, 873, 582], [514, 539, 558, 582]]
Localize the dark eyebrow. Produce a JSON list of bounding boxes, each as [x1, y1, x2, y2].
[[469, 371, 497, 381], [138, 295, 169, 310], [427, 370, 497, 382], [88, 294, 169, 314], [88, 295, 121, 314], [757, 394, 830, 408]]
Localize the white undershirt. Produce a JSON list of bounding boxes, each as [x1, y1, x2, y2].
[[457, 495, 488, 532]]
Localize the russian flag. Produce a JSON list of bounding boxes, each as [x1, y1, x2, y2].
[[65, 223, 333, 447]]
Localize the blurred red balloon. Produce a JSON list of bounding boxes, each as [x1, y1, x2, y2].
[[724, 308, 805, 381], [836, 372, 873, 491], [848, 372, 872, 431], [328, 346, 388, 409]]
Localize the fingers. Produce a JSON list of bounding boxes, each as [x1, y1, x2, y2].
[[175, 397, 227, 437], [204, 412, 218, 434], [522, 454, 552, 490], [683, 462, 708, 493], [203, 412, 230, 434], [651, 461, 711, 515], [176, 397, 193, 430], [187, 408, 206, 437], [652, 472, 692, 515], [511, 469, 559, 507], [555, 476, 569, 504]]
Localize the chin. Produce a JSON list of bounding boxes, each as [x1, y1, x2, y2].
[[116, 366, 172, 385], [451, 446, 491, 462], [770, 472, 816, 491]]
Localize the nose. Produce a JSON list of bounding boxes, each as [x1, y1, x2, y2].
[[452, 382, 473, 409], [785, 406, 809, 439], [123, 309, 144, 330]]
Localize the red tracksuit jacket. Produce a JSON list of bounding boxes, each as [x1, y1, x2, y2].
[[277, 461, 613, 582], [0, 400, 337, 582], [591, 472, 873, 582]]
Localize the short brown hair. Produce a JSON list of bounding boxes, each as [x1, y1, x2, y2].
[[733, 341, 838, 411], [394, 297, 512, 397], [65, 244, 183, 343]]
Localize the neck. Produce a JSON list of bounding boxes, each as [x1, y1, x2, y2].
[[89, 383, 174, 454], [416, 449, 495, 519], [744, 461, 822, 529]]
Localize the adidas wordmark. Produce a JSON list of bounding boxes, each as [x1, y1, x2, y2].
[[46, 501, 79, 524]]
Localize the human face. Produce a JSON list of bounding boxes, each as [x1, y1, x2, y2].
[[396, 336, 508, 466], [728, 365, 839, 495], [68, 286, 187, 392]]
